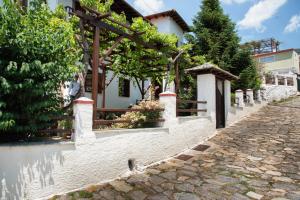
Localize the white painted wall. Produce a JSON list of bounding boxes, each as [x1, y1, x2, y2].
[[197, 74, 216, 121], [84, 71, 151, 109], [263, 85, 297, 102], [262, 74, 297, 102], [227, 101, 267, 126], [47, 0, 73, 10], [149, 16, 185, 45], [0, 94, 268, 200]]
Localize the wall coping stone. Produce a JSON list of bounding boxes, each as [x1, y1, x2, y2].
[[74, 97, 94, 104], [159, 92, 176, 97], [0, 140, 75, 147], [94, 127, 170, 138]]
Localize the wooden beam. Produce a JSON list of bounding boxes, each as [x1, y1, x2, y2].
[[73, 11, 157, 49], [99, 36, 124, 64], [92, 26, 100, 121]]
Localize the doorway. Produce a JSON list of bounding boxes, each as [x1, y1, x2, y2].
[[216, 78, 225, 128]]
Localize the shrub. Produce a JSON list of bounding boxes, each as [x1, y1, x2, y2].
[[112, 101, 163, 129], [0, 0, 80, 142]]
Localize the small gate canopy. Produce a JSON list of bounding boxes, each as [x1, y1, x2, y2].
[[186, 63, 238, 81]]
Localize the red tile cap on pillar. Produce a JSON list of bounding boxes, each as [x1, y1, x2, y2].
[[73, 97, 94, 104], [159, 92, 177, 97]]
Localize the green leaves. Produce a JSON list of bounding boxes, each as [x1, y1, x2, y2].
[[0, 0, 80, 141], [189, 0, 260, 90]]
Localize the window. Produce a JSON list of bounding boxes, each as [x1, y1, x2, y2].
[[260, 56, 275, 63], [85, 71, 102, 93], [287, 77, 294, 86], [119, 78, 130, 97]]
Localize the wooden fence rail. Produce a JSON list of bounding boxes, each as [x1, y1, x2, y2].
[[176, 99, 207, 104], [97, 108, 165, 113], [94, 107, 165, 126], [176, 99, 207, 115], [94, 119, 165, 126]]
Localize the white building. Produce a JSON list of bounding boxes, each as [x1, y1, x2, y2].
[[145, 10, 190, 95], [0, 0, 190, 108], [145, 10, 190, 46]]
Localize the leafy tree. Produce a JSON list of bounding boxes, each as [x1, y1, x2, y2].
[[0, 0, 80, 142], [77, 0, 201, 97], [188, 0, 261, 90]]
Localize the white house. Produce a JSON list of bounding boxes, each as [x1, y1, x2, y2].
[[254, 48, 300, 75], [145, 10, 190, 95], [145, 10, 190, 46], [0, 0, 191, 108]]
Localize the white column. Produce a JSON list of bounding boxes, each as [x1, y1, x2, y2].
[[159, 92, 177, 128], [256, 90, 262, 102], [235, 89, 244, 108], [293, 75, 297, 89], [284, 77, 288, 86], [262, 76, 266, 86], [224, 80, 231, 122], [73, 97, 96, 144], [261, 88, 267, 101], [275, 75, 278, 85], [197, 74, 216, 121], [246, 89, 254, 104]]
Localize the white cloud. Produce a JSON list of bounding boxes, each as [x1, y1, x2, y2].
[[221, 0, 249, 4], [284, 14, 300, 33], [238, 0, 287, 32], [133, 0, 165, 15]]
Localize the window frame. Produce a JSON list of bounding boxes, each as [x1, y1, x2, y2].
[[118, 78, 130, 98], [259, 55, 275, 63]]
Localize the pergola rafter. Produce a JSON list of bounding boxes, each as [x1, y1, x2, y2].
[[68, 4, 178, 123]]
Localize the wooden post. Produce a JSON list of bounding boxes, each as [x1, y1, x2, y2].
[[175, 61, 180, 94], [102, 64, 106, 108], [142, 80, 145, 100], [92, 27, 100, 121], [175, 61, 179, 117]]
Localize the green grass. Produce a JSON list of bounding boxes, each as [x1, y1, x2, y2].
[[78, 191, 93, 198]]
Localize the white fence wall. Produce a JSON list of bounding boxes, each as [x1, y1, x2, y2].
[[263, 84, 297, 102], [0, 94, 268, 200]]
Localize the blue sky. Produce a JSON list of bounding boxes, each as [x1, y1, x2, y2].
[[126, 0, 300, 49]]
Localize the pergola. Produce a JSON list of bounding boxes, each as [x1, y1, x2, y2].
[[67, 3, 181, 121]]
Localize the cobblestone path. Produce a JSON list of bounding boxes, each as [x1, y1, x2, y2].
[[54, 98, 300, 200]]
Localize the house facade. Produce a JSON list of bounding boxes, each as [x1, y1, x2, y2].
[[0, 0, 190, 108], [254, 48, 300, 75], [145, 10, 190, 94]]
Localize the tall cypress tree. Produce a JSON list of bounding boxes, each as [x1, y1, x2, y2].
[[191, 0, 239, 71], [188, 0, 261, 89]]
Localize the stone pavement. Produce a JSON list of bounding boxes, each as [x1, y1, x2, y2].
[[53, 98, 300, 200]]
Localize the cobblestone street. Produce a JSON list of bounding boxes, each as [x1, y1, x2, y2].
[[54, 98, 300, 200]]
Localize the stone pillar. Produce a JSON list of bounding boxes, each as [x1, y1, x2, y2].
[[73, 97, 96, 144], [275, 75, 278, 85], [235, 89, 244, 108], [284, 77, 288, 86], [256, 90, 262, 102], [159, 92, 177, 127], [246, 89, 254, 104], [224, 80, 231, 121], [197, 74, 215, 121], [261, 76, 266, 86], [261, 88, 267, 101], [293, 75, 297, 88]]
